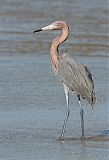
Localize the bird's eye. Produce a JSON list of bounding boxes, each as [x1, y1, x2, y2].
[[54, 24, 58, 28], [54, 23, 58, 27]]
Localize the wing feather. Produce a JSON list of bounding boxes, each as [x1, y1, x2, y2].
[[58, 54, 96, 106]]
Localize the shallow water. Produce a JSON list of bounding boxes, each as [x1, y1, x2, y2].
[[0, 54, 109, 160], [0, 0, 109, 159], [0, 0, 109, 56]]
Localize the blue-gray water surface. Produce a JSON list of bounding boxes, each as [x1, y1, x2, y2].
[[0, 0, 109, 160]]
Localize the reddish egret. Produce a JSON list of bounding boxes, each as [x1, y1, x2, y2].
[[33, 21, 96, 140]]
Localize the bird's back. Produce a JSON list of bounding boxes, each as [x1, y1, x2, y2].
[[58, 53, 96, 107]]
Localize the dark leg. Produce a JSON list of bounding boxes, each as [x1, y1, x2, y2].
[[59, 108, 70, 140], [59, 84, 70, 140], [77, 95, 85, 139]]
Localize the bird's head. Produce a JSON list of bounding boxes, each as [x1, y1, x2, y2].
[[33, 21, 67, 33]]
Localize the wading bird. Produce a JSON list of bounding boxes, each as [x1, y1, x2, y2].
[[33, 21, 96, 140]]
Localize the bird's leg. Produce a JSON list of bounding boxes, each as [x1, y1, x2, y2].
[[77, 95, 85, 139], [59, 84, 70, 140]]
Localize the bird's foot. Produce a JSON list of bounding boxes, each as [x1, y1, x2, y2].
[[59, 136, 64, 142], [81, 135, 85, 140]]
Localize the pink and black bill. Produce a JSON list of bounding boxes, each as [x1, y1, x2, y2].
[[33, 29, 42, 33]]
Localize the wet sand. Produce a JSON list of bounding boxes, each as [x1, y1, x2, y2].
[[0, 0, 109, 159]]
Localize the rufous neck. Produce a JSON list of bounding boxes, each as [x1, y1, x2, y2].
[[51, 24, 69, 54], [50, 23, 69, 72]]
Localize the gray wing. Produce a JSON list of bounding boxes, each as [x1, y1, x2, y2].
[[58, 54, 96, 106]]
